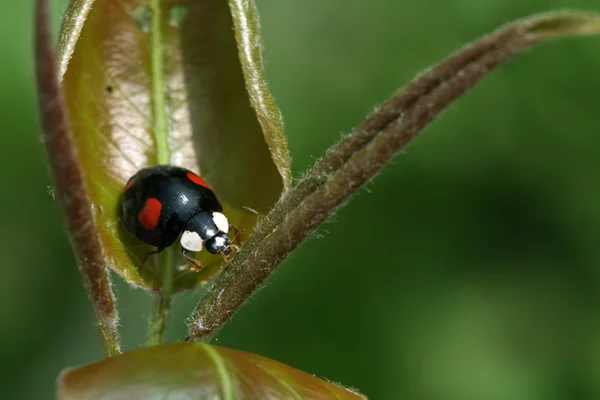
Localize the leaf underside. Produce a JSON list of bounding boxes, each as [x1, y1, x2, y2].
[[58, 0, 290, 291]]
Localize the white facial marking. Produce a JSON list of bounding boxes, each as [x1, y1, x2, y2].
[[180, 230, 203, 252], [213, 235, 227, 248], [212, 212, 229, 233]]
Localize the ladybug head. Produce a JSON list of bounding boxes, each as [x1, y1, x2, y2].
[[205, 232, 232, 255], [180, 211, 232, 255]]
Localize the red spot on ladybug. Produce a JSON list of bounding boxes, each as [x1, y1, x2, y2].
[[125, 178, 135, 191], [137, 197, 162, 230], [186, 172, 210, 189]]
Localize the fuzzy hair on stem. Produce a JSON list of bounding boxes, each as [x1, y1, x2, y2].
[[34, 0, 121, 357], [187, 10, 600, 341]]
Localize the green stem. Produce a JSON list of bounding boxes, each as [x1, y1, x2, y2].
[[146, 0, 173, 346], [147, 249, 175, 346], [150, 0, 169, 164]]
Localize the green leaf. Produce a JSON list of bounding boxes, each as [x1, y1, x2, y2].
[[58, 343, 366, 399], [57, 0, 290, 291]]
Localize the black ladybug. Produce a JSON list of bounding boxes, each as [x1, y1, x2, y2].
[[120, 165, 233, 270]]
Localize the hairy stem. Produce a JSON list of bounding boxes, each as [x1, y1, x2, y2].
[[188, 10, 600, 341], [35, 0, 120, 356]]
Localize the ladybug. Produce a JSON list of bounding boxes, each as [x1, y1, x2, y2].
[[120, 165, 233, 270]]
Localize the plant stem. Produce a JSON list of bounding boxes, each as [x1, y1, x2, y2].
[[187, 10, 600, 341], [146, 0, 173, 345], [35, 0, 121, 357], [150, 0, 169, 164], [147, 249, 175, 346]]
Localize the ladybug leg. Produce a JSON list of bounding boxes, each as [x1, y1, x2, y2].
[[228, 244, 241, 253], [229, 225, 245, 246], [182, 249, 204, 271], [141, 248, 162, 267], [220, 251, 232, 266]]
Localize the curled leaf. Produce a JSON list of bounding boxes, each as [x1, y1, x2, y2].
[[57, 0, 290, 291], [58, 343, 366, 399]]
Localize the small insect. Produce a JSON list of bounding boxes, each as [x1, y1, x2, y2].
[[120, 165, 236, 270]]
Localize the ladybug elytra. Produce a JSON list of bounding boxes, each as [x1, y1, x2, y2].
[[120, 165, 234, 270]]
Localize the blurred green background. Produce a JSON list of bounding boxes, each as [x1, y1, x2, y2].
[[2, 0, 600, 399]]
